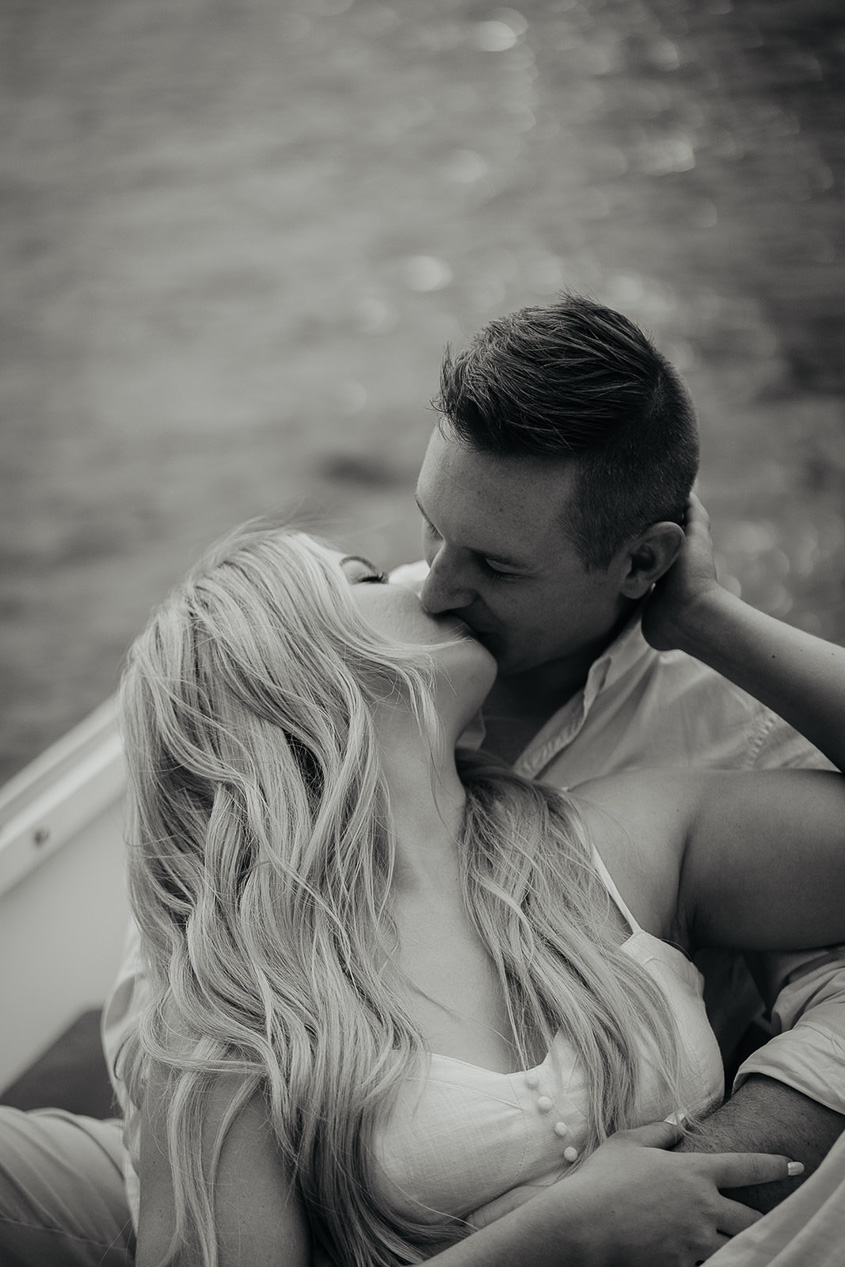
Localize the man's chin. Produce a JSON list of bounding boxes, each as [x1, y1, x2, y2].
[[468, 626, 503, 658], [486, 643, 527, 677], [491, 647, 555, 678], [464, 629, 541, 677]]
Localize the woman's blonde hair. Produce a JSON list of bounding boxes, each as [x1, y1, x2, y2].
[[120, 522, 684, 1267]]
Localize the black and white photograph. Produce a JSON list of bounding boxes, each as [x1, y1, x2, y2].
[[1, 3, 844, 1264]]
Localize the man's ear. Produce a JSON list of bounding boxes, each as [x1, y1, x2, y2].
[[618, 522, 685, 600]]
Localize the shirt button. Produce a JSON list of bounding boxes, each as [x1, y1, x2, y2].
[[537, 1096, 553, 1113], [563, 1145, 579, 1162], [525, 1074, 539, 1090], [553, 1121, 569, 1138]]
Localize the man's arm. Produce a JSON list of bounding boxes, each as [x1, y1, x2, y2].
[[690, 947, 845, 1210], [674, 1076, 844, 1212]]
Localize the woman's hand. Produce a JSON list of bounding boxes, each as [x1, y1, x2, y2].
[[641, 493, 721, 653], [468, 1121, 801, 1266]]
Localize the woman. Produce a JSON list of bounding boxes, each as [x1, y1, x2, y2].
[[121, 499, 845, 1267]]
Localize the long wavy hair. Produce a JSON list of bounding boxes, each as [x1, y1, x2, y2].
[[120, 522, 685, 1267]]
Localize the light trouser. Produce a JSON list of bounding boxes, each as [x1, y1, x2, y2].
[[0, 1107, 133, 1266]]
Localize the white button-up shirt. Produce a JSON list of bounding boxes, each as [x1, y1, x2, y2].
[[485, 608, 844, 1112], [508, 609, 828, 786], [390, 558, 845, 1113]]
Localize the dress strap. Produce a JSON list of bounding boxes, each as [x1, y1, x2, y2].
[[590, 847, 642, 936]]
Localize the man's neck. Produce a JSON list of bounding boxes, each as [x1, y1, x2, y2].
[[481, 631, 620, 766]]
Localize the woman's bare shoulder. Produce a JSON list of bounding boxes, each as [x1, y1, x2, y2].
[[567, 769, 701, 942], [137, 1062, 312, 1267]]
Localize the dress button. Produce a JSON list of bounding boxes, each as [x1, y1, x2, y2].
[[553, 1121, 569, 1138], [537, 1096, 553, 1113], [525, 1074, 539, 1090], [563, 1145, 579, 1163]]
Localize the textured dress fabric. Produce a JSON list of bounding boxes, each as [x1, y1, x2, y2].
[[371, 850, 725, 1227], [114, 849, 724, 1239]]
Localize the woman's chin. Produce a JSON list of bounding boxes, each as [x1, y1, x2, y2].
[[437, 644, 497, 728]]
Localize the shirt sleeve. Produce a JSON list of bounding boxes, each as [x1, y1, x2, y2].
[[752, 710, 836, 772], [100, 917, 147, 1111], [731, 714, 843, 1110], [733, 948, 845, 1115]]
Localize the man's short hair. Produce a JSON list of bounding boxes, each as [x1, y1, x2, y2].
[[433, 294, 700, 569]]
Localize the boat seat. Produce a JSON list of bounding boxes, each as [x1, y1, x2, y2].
[[0, 1009, 117, 1120]]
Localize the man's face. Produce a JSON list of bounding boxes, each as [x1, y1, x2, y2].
[[415, 427, 632, 676]]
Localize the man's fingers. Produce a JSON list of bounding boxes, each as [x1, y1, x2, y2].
[[708, 1152, 802, 1190]]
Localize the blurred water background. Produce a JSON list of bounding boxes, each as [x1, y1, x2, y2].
[[1, 0, 843, 786]]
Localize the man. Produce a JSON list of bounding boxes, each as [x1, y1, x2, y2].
[[1, 295, 843, 1263], [405, 295, 845, 1212]]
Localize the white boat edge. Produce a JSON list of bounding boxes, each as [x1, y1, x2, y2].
[[0, 700, 131, 1093]]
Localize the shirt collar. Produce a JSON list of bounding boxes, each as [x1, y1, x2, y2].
[[512, 606, 651, 779], [589, 603, 650, 693]]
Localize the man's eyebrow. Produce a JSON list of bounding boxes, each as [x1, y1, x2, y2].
[[414, 497, 530, 570]]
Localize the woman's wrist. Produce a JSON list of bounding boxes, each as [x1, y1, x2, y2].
[[664, 582, 740, 661], [521, 1174, 600, 1266]]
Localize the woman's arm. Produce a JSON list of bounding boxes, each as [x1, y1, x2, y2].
[[615, 494, 845, 951], [606, 496, 845, 1209], [137, 1099, 798, 1267], [136, 1073, 312, 1267], [440, 1123, 798, 1267], [642, 494, 845, 773]]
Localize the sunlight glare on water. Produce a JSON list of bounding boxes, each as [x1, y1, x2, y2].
[[0, 0, 843, 781]]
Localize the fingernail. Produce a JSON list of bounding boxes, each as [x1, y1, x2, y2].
[[787, 1162, 804, 1177]]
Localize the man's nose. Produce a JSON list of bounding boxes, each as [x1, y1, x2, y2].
[[420, 547, 475, 614]]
